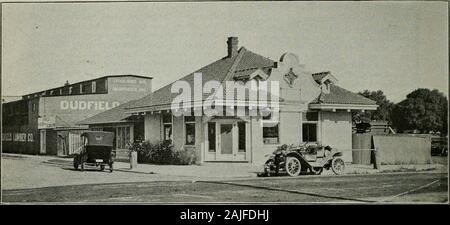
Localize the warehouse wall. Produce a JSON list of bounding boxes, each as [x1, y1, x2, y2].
[[2, 125, 39, 155], [320, 111, 353, 162]]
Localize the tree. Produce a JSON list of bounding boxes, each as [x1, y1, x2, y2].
[[391, 88, 448, 135], [353, 90, 394, 123]]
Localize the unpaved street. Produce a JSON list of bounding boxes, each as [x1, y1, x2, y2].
[[3, 172, 447, 203], [1, 154, 448, 203]]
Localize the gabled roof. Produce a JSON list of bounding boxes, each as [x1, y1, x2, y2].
[[233, 67, 272, 81], [312, 72, 330, 83], [311, 84, 377, 105], [312, 71, 337, 85], [126, 47, 276, 111]]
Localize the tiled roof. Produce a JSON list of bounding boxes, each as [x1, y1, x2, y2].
[[78, 100, 138, 125], [233, 50, 274, 73], [233, 67, 272, 80], [311, 84, 377, 105], [126, 47, 276, 111]]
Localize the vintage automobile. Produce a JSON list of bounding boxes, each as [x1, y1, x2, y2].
[[73, 131, 115, 172], [431, 136, 448, 156], [261, 143, 345, 176]]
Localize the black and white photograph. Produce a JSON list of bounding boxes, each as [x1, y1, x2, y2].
[[1, 0, 448, 208]]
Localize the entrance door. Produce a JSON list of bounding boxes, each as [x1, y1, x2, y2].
[[218, 123, 234, 161], [214, 121, 248, 161]]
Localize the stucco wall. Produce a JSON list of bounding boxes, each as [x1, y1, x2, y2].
[[250, 116, 279, 165], [172, 115, 184, 150], [143, 114, 203, 164], [144, 114, 161, 143], [320, 111, 353, 162], [194, 116, 203, 164], [280, 111, 302, 146]]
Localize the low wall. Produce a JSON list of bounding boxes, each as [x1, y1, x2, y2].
[[372, 134, 432, 165]]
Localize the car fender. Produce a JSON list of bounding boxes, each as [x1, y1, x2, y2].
[[285, 151, 309, 168]]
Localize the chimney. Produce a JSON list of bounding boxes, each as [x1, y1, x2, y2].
[[227, 37, 238, 58]]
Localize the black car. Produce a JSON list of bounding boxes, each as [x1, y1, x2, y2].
[[73, 131, 115, 172]]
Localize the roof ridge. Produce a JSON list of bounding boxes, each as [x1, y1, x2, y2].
[[221, 47, 247, 83], [234, 65, 273, 73]]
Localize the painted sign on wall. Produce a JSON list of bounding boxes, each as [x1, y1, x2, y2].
[[59, 100, 120, 111], [38, 116, 56, 129], [28, 133, 34, 142], [2, 133, 12, 141], [2, 133, 34, 142], [109, 77, 151, 93], [14, 133, 27, 142]]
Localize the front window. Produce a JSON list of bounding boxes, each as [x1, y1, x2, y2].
[[302, 111, 319, 143], [208, 122, 216, 152], [162, 112, 173, 142], [238, 122, 246, 152], [184, 116, 196, 145], [302, 123, 317, 142], [262, 111, 279, 144]]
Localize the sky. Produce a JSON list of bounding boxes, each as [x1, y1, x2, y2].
[[1, 1, 448, 103]]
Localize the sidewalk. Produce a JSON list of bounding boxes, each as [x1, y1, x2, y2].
[[114, 161, 262, 179], [3, 153, 446, 181], [3, 153, 446, 190], [114, 159, 447, 178]]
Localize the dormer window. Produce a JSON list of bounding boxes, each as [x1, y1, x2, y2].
[[322, 80, 331, 94]]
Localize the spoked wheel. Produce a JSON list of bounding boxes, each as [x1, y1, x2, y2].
[[285, 157, 301, 176], [331, 157, 345, 175], [100, 165, 105, 171], [264, 160, 279, 177], [73, 159, 79, 170]]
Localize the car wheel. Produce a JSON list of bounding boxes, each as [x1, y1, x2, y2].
[[285, 157, 301, 176], [73, 159, 79, 170], [100, 165, 105, 171], [331, 157, 345, 175]]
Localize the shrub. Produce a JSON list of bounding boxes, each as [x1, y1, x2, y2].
[[172, 148, 197, 165], [129, 140, 196, 165]]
